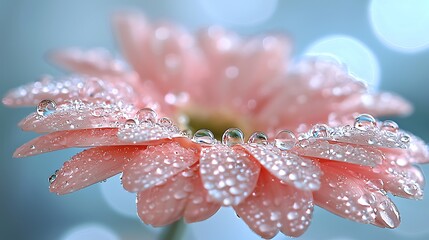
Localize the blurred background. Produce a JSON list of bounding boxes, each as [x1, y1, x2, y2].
[[1, 0, 429, 239]]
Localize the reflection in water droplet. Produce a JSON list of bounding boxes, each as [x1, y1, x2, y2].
[[124, 119, 137, 129], [274, 130, 296, 150], [354, 113, 377, 131], [49, 170, 59, 184], [248, 131, 268, 144], [311, 124, 330, 138], [222, 128, 244, 146], [400, 133, 411, 143], [158, 117, 172, 127], [381, 120, 399, 133], [36, 99, 57, 117], [135, 108, 157, 123], [193, 129, 215, 144]]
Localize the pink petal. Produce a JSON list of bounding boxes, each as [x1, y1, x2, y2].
[[240, 143, 321, 191], [122, 141, 199, 192], [407, 133, 429, 163], [234, 170, 314, 238], [50, 48, 129, 77], [199, 144, 260, 206], [3, 76, 137, 107], [19, 100, 135, 133], [14, 128, 120, 157], [295, 139, 384, 167], [314, 164, 400, 228], [50, 146, 144, 195], [116, 121, 183, 143]]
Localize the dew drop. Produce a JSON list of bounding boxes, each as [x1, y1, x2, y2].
[[222, 128, 244, 146], [36, 99, 57, 117], [135, 108, 157, 123], [287, 211, 298, 220], [124, 119, 137, 129], [49, 170, 59, 184], [192, 129, 215, 144], [274, 130, 296, 150], [354, 113, 377, 131], [310, 124, 330, 138], [381, 120, 399, 133], [158, 117, 172, 127], [400, 133, 410, 143], [248, 131, 268, 144]]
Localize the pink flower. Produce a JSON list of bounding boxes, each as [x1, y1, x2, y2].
[[3, 12, 428, 239]]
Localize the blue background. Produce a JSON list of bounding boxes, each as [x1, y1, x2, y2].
[[1, 1, 429, 239]]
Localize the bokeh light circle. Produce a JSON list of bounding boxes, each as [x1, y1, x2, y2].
[[61, 223, 119, 240], [303, 35, 380, 90], [198, 0, 278, 26], [99, 174, 138, 218], [369, 0, 429, 53]]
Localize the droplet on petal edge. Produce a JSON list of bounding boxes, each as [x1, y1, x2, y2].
[[192, 129, 215, 144], [248, 131, 268, 145], [36, 99, 57, 117], [135, 108, 157, 123], [222, 128, 244, 147], [354, 113, 377, 131], [274, 130, 297, 150]]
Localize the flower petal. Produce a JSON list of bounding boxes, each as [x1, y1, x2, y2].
[[240, 143, 321, 191], [117, 121, 182, 143], [313, 164, 400, 228], [19, 100, 135, 133], [234, 170, 314, 238], [14, 128, 121, 157], [50, 48, 129, 77], [295, 139, 384, 167], [50, 146, 144, 194], [3, 76, 136, 107], [122, 141, 199, 192], [199, 144, 260, 206]]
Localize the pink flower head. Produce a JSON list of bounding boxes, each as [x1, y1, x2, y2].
[[3, 12, 428, 239]]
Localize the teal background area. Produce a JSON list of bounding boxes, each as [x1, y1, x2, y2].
[[1, 1, 429, 239]]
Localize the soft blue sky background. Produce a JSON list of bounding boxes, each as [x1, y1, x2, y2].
[[1, 1, 429, 239]]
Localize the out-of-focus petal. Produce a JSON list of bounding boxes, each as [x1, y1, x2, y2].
[[240, 143, 321, 191], [50, 146, 144, 195], [234, 170, 314, 238], [122, 141, 199, 192], [199, 144, 260, 206], [2, 76, 137, 107]]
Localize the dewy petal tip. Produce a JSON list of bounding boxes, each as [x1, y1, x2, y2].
[[4, 11, 429, 239]]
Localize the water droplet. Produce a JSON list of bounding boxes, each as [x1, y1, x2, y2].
[[36, 99, 57, 117], [49, 170, 59, 184], [192, 129, 215, 144], [354, 113, 377, 131], [274, 130, 296, 150], [381, 120, 399, 133], [222, 128, 244, 146], [158, 117, 172, 127], [400, 133, 410, 143], [124, 119, 137, 129], [30, 145, 36, 150], [310, 124, 330, 138], [135, 108, 157, 123], [248, 131, 268, 144], [287, 211, 298, 220]]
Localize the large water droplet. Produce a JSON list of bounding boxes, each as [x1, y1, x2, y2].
[[274, 130, 296, 150], [381, 120, 399, 133], [124, 119, 137, 129], [354, 113, 377, 131], [135, 108, 157, 123], [222, 128, 244, 146], [193, 129, 215, 144], [248, 131, 268, 144], [310, 124, 330, 138], [36, 99, 57, 117]]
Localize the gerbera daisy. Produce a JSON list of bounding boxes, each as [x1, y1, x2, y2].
[[3, 12, 428, 239]]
